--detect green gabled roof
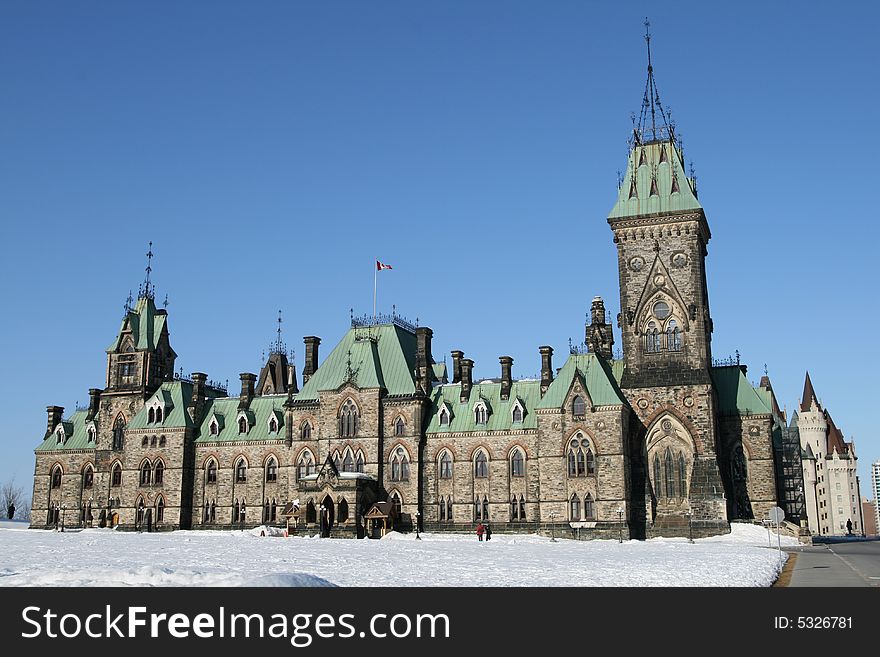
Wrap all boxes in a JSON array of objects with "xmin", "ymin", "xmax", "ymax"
[
  {"xmin": 426, "ymin": 380, "xmax": 541, "ymax": 433},
  {"xmin": 106, "ymin": 295, "xmax": 170, "ymax": 353},
  {"xmin": 195, "ymin": 395, "xmax": 286, "ymax": 443},
  {"xmin": 129, "ymin": 381, "xmax": 192, "ymax": 429},
  {"xmin": 536, "ymin": 353, "xmax": 628, "ymax": 409},
  {"xmin": 608, "ymin": 138, "xmax": 702, "ymax": 220},
  {"xmin": 610, "ymin": 359, "xmax": 625, "ymax": 385},
  {"xmin": 297, "ymin": 323, "xmax": 418, "ymax": 401},
  {"xmin": 35, "ymin": 409, "xmax": 94, "ymax": 451},
  {"xmin": 432, "ymin": 362, "xmax": 448, "ymax": 383},
  {"xmin": 711, "ymin": 366, "xmax": 772, "ymax": 416}
]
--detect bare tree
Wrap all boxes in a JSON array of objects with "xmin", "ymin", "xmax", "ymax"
[{"xmin": 2, "ymin": 478, "xmax": 27, "ymax": 521}]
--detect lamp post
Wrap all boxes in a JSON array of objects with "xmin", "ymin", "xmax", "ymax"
[
  {"xmin": 686, "ymin": 509, "xmax": 694, "ymax": 543},
  {"xmin": 616, "ymin": 507, "xmax": 624, "ymax": 543},
  {"xmin": 549, "ymin": 511, "xmax": 557, "ymax": 542},
  {"xmin": 415, "ymin": 511, "xmax": 421, "ymax": 540}
]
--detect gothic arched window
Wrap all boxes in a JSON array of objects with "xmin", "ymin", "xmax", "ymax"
[
  {"xmin": 572, "ymin": 395, "xmax": 586, "ymax": 416},
  {"xmin": 238, "ymin": 417, "xmax": 248, "ymax": 434},
  {"xmin": 83, "ymin": 465, "xmax": 94, "ymax": 489},
  {"xmin": 51, "ymin": 466, "xmax": 62, "ymax": 489},
  {"xmin": 653, "ymin": 455, "xmax": 662, "ymax": 497},
  {"xmin": 298, "ymin": 452, "xmax": 314, "ymax": 480},
  {"xmin": 567, "ymin": 435, "xmax": 592, "ymax": 477},
  {"xmin": 474, "ymin": 451, "xmax": 488, "ymax": 478},
  {"xmin": 395, "ymin": 417, "xmax": 405, "ymax": 436},
  {"xmin": 156, "ymin": 497, "xmax": 165, "ymax": 522},
  {"xmin": 570, "ymin": 494, "xmax": 581, "ymax": 521},
  {"xmin": 206, "ymin": 460, "xmax": 217, "ymax": 484},
  {"xmin": 585, "ymin": 448, "xmax": 596, "ymax": 475},
  {"xmin": 439, "ymin": 451, "xmax": 453, "ymax": 479},
  {"xmin": 269, "ymin": 416, "xmax": 278, "ymax": 433},
  {"xmin": 111, "ymin": 463, "xmax": 122, "ymax": 487},
  {"xmin": 342, "ymin": 451, "xmax": 354, "ymax": 473},
  {"xmin": 235, "ymin": 458, "xmax": 247, "ymax": 483},
  {"xmin": 390, "ymin": 492, "xmax": 402, "ymax": 518},
  {"xmin": 512, "ymin": 404, "xmax": 523, "ymax": 423},
  {"xmin": 154, "ymin": 460, "xmax": 164, "ymax": 485},
  {"xmin": 140, "ymin": 461, "xmax": 152, "ymax": 486},
  {"xmin": 439, "ymin": 407, "xmax": 450, "ymax": 426},
  {"xmin": 664, "ymin": 447, "xmax": 675, "ymax": 498},
  {"xmin": 112, "ymin": 415, "xmax": 125, "ymax": 450},
  {"xmin": 266, "ymin": 457, "xmax": 277, "ymax": 482},
  {"xmin": 209, "ymin": 419, "xmax": 219, "ymax": 436},
  {"xmin": 678, "ymin": 453, "xmax": 687, "ymax": 498},
  {"xmin": 148, "ymin": 407, "xmax": 155, "ymax": 424},
  {"xmin": 339, "ymin": 400, "xmax": 359, "ymax": 438},
  {"xmin": 301, "ymin": 421, "xmax": 312, "ymax": 440},
  {"xmin": 355, "ymin": 451, "xmax": 365, "ymax": 473},
  {"xmin": 645, "ymin": 321, "xmax": 661, "ymax": 353},
  {"xmin": 391, "ymin": 447, "xmax": 409, "ymax": 481},
  {"xmin": 584, "ymin": 493, "xmax": 595, "ymax": 521},
  {"xmin": 474, "ymin": 404, "xmax": 488, "ymax": 425},
  {"xmin": 667, "ymin": 319, "xmax": 682, "ymax": 352},
  {"xmin": 510, "ymin": 449, "xmax": 524, "ymax": 477}
]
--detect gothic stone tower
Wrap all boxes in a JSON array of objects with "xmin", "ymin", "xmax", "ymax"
[{"xmin": 607, "ymin": 29, "xmax": 726, "ymax": 537}]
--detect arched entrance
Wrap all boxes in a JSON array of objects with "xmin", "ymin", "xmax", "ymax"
[
  {"xmin": 320, "ymin": 495, "xmax": 335, "ymax": 538},
  {"xmin": 110, "ymin": 512, "xmax": 119, "ymax": 528}
]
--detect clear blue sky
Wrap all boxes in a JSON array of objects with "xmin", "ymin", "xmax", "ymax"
[{"xmin": 2, "ymin": 2, "xmax": 878, "ymax": 495}]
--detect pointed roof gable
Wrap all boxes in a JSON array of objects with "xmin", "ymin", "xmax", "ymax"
[
  {"xmin": 106, "ymin": 295, "xmax": 174, "ymax": 356},
  {"xmin": 608, "ymin": 139, "xmax": 702, "ymax": 221},
  {"xmin": 800, "ymin": 371, "xmax": 819, "ymax": 412},
  {"xmin": 710, "ymin": 366, "xmax": 773, "ymax": 416},
  {"xmin": 536, "ymin": 353, "xmax": 628, "ymax": 410},
  {"xmin": 824, "ymin": 411, "xmax": 849, "ymax": 456}
]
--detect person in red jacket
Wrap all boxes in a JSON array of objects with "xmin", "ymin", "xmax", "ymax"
[{"xmin": 476, "ymin": 523, "xmax": 485, "ymax": 541}]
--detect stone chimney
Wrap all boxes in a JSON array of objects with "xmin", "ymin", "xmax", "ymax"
[
  {"xmin": 287, "ymin": 363, "xmax": 299, "ymax": 395},
  {"xmin": 46, "ymin": 406, "xmax": 64, "ymax": 438},
  {"xmin": 190, "ymin": 372, "xmax": 207, "ymax": 423},
  {"xmin": 303, "ymin": 336, "xmax": 321, "ymax": 385},
  {"xmin": 238, "ymin": 372, "xmax": 257, "ymax": 410},
  {"xmin": 86, "ymin": 388, "xmax": 102, "ymax": 421},
  {"xmin": 586, "ymin": 296, "xmax": 615, "ymax": 360},
  {"xmin": 416, "ymin": 327, "xmax": 434, "ymax": 395},
  {"xmin": 539, "ymin": 346, "xmax": 554, "ymax": 396},
  {"xmin": 451, "ymin": 350, "xmax": 464, "ymax": 384},
  {"xmin": 500, "ymin": 356, "xmax": 513, "ymax": 401},
  {"xmin": 460, "ymin": 358, "xmax": 474, "ymax": 403}
]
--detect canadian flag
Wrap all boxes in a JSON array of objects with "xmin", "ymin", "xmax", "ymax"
[{"xmin": 376, "ymin": 260, "xmax": 393, "ymax": 271}]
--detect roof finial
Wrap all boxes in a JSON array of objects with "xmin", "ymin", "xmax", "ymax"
[
  {"xmin": 276, "ymin": 309, "xmax": 284, "ymax": 353},
  {"xmin": 636, "ymin": 18, "xmax": 672, "ymax": 144},
  {"xmin": 163, "ymin": 293, "xmax": 169, "ymax": 309},
  {"xmin": 140, "ymin": 242, "xmax": 155, "ymax": 300}
]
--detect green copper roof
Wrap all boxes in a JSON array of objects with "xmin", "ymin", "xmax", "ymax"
[
  {"xmin": 711, "ymin": 366, "xmax": 772, "ymax": 416},
  {"xmin": 129, "ymin": 381, "xmax": 192, "ymax": 429},
  {"xmin": 35, "ymin": 409, "xmax": 94, "ymax": 452},
  {"xmin": 610, "ymin": 359, "xmax": 625, "ymax": 384},
  {"xmin": 536, "ymin": 353, "xmax": 628, "ymax": 409},
  {"xmin": 195, "ymin": 395, "xmax": 287, "ymax": 443},
  {"xmin": 297, "ymin": 323, "xmax": 418, "ymax": 401},
  {"xmin": 426, "ymin": 380, "xmax": 541, "ymax": 433},
  {"xmin": 106, "ymin": 295, "xmax": 170, "ymax": 353},
  {"xmin": 608, "ymin": 139, "xmax": 702, "ymax": 220}
]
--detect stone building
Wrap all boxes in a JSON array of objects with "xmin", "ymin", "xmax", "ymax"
[
  {"xmin": 797, "ymin": 373, "xmax": 864, "ymax": 536},
  {"xmin": 30, "ymin": 39, "xmax": 783, "ymax": 539}
]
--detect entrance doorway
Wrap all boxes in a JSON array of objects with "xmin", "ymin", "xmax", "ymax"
[{"xmin": 320, "ymin": 496, "xmax": 335, "ymax": 537}]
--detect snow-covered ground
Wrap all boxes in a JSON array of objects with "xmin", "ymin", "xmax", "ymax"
[{"xmin": 0, "ymin": 520, "xmax": 797, "ymax": 587}]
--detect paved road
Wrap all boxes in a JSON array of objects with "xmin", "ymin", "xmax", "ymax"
[{"xmin": 784, "ymin": 540, "xmax": 880, "ymax": 587}]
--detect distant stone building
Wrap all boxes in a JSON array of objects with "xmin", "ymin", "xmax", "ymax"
[
  {"xmin": 797, "ymin": 374, "xmax": 864, "ymax": 536},
  {"xmin": 30, "ymin": 37, "xmax": 783, "ymax": 539}
]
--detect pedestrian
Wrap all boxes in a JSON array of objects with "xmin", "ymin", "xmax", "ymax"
[
  {"xmin": 476, "ymin": 522, "xmax": 485, "ymax": 541},
  {"xmin": 7, "ymin": 503, "xmax": 14, "ymax": 520},
  {"xmin": 846, "ymin": 519, "xmax": 853, "ymax": 536},
  {"xmin": 485, "ymin": 524, "xmax": 492, "ymax": 541}
]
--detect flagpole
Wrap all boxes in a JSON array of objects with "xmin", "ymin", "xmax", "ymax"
[{"xmin": 373, "ymin": 259, "xmax": 377, "ymax": 320}]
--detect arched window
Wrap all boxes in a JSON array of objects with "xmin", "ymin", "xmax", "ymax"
[
  {"xmin": 667, "ymin": 319, "xmax": 682, "ymax": 352},
  {"xmin": 519, "ymin": 495, "xmax": 525, "ymax": 521},
  {"xmin": 391, "ymin": 447, "xmax": 409, "ymax": 481},
  {"xmin": 572, "ymin": 395, "xmax": 586, "ymax": 416},
  {"xmin": 87, "ymin": 426, "xmax": 96, "ymax": 443},
  {"xmin": 238, "ymin": 417, "xmax": 248, "ymax": 434},
  {"xmin": 269, "ymin": 416, "xmax": 278, "ymax": 433},
  {"xmin": 339, "ymin": 400, "xmax": 359, "ymax": 437},
  {"xmin": 653, "ymin": 455, "xmax": 662, "ymax": 496},
  {"xmin": 156, "ymin": 497, "xmax": 165, "ymax": 522},
  {"xmin": 235, "ymin": 458, "xmax": 247, "ymax": 483},
  {"xmin": 474, "ymin": 451, "xmax": 488, "ymax": 478},
  {"xmin": 664, "ymin": 447, "xmax": 675, "ymax": 498},
  {"xmin": 390, "ymin": 492, "xmax": 402, "ymax": 518},
  {"xmin": 342, "ymin": 451, "xmax": 354, "ymax": 473},
  {"xmin": 240, "ymin": 500, "xmax": 247, "ymax": 523},
  {"xmin": 355, "ymin": 451, "xmax": 365, "ymax": 473},
  {"xmin": 111, "ymin": 463, "xmax": 122, "ymax": 487},
  {"xmin": 263, "ymin": 499, "xmax": 270, "ymax": 522},
  {"xmin": 305, "ymin": 500, "xmax": 317, "ymax": 524},
  {"xmin": 394, "ymin": 417, "xmax": 405, "ymax": 436},
  {"xmin": 585, "ymin": 448, "xmax": 596, "ymax": 475},
  {"xmin": 112, "ymin": 415, "xmax": 125, "ymax": 450},
  {"xmin": 83, "ymin": 465, "xmax": 94, "ymax": 489},
  {"xmin": 150, "ymin": 435, "xmax": 157, "ymax": 447},
  {"xmin": 645, "ymin": 321, "xmax": 661, "ymax": 353},
  {"xmin": 482, "ymin": 495, "xmax": 489, "ymax": 520},
  {"xmin": 142, "ymin": 436, "xmax": 149, "ymax": 447},
  {"xmin": 206, "ymin": 460, "xmax": 217, "ymax": 484},
  {"xmin": 570, "ymin": 494, "xmax": 581, "ymax": 521},
  {"xmin": 474, "ymin": 498, "xmax": 482, "ymax": 521},
  {"xmin": 301, "ymin": 422, "xmax": 312, "ymax": 440},
  {"xmin": 439, "ymin": 496, "xmax": 448, "ymax": 522},
  {"xmin": 332, "ymin": 451, "xmax": 341, "ymax": 471},
  {"xmin": 56, "ymin": 429, "xmax": 63, "ymax": 445},
  {"xmin": 439, "ymin": 451, "xmax": 453, "ymax": 479},
  {"xmin": 474, "ymin": 404, "xmax": 488, "ymax": 425},
  {"xmin": 510, "ymin": 496, "xmax": 519, "ymax": 521},
  {"xmin": 678, "ymin": 454, "xmax": 688, "ymax": 497},
  {"xmin": 140, "ymin": 461, "xmax": 152, "ymax": 486},
  {"xmin": 209, "ymin": 419, "xmax": 219, "ymax": 436},
  {"xmin": 510, "ymin": 449, "xmax": 524, "ymax": 477},
  {"xmin": 154, "ymin": 461, "xmax": 164, "ymax": 485},
  {"xmin": 270, "ymin": 499, "xmax": 277, "ymax": 522},
  {"xmin": 156, "ymin": 407, "xmax": 163, "ymax": 423},
  {"xmin": 148, "ymin": 408, "xmax": 155, "ymax": 423},
  {"xmin": 512, "ymin": 404, "xmax": 523, "ymax": 423},
  {"xmin": 298, "ymin": 452, "xmax": 314, "ymax": 480},
  {"xmin": 266, "ymin": 457, "xmax": 277, "ymax": 482},
  {"xmin": 584, "ymin": 493, "xmax": 595, "ymax": 521},
  {"xmin": 447, "ymin": 496, "xmax": 453, "ymax": 522},
  {"xmin": 439, "ymin": 407, "xmax": 450, "ymax": 426},
  {"xmin": 338, "ymin": 498, "xmax": 349, "ymax": 524},
  {"xmin": 51, "ymin": 466, "xmax": 62, "ymax": 489},
  {"xmin": 159, "ymin": 435, "xmax": 166, "ymax": 447}
]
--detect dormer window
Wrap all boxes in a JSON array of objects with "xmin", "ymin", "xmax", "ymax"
[
  {"xmin": 87, "ymin": 426, "xmax": 96, "ymax": 443},
  {"xmin": 439, "ymin": 407, "xmax": 450, "ymax": 426},
  {"xmin": 148, "ymin": 408, "xmax": 155, "ymax": 423},
  {"xmin": 268, "ymin": 415, "xmax": 279, "ymax": 434},
  {"xmin": 474, "ymin": 402, "xmax": 488, "ymax": 425},
  {"xmin": 155, "ymin": 406, "xmax": 163, "ymax": 423},
  {"xmin": 56, "ymin": 429, "xmax": 64, "ymax": 445},
  {"xmin": 209, "ymin": 419, "xmax": 219, "ymax": 436},
  {"xmin": 238, "ymin": 416, "xmax": 248, "ymax": 434},
  {"xmin": 511, "ymin": 399, "xmax": 525, "ymax": 423}
]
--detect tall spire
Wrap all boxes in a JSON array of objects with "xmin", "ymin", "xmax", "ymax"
[
  {"xmin": 800, "ymin": 371, "xmax": 819, "ymax": 412},
  {"xmin": 273, "ymin": 309, "xmax": 285, "ymax": 355},
  {"xmin": 636, "ymin": 18, "xmax": 674, "ymax": 145},
  {"xmin": 140, "ymin": 241, "xmax": 155, "ymax": 300}
]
